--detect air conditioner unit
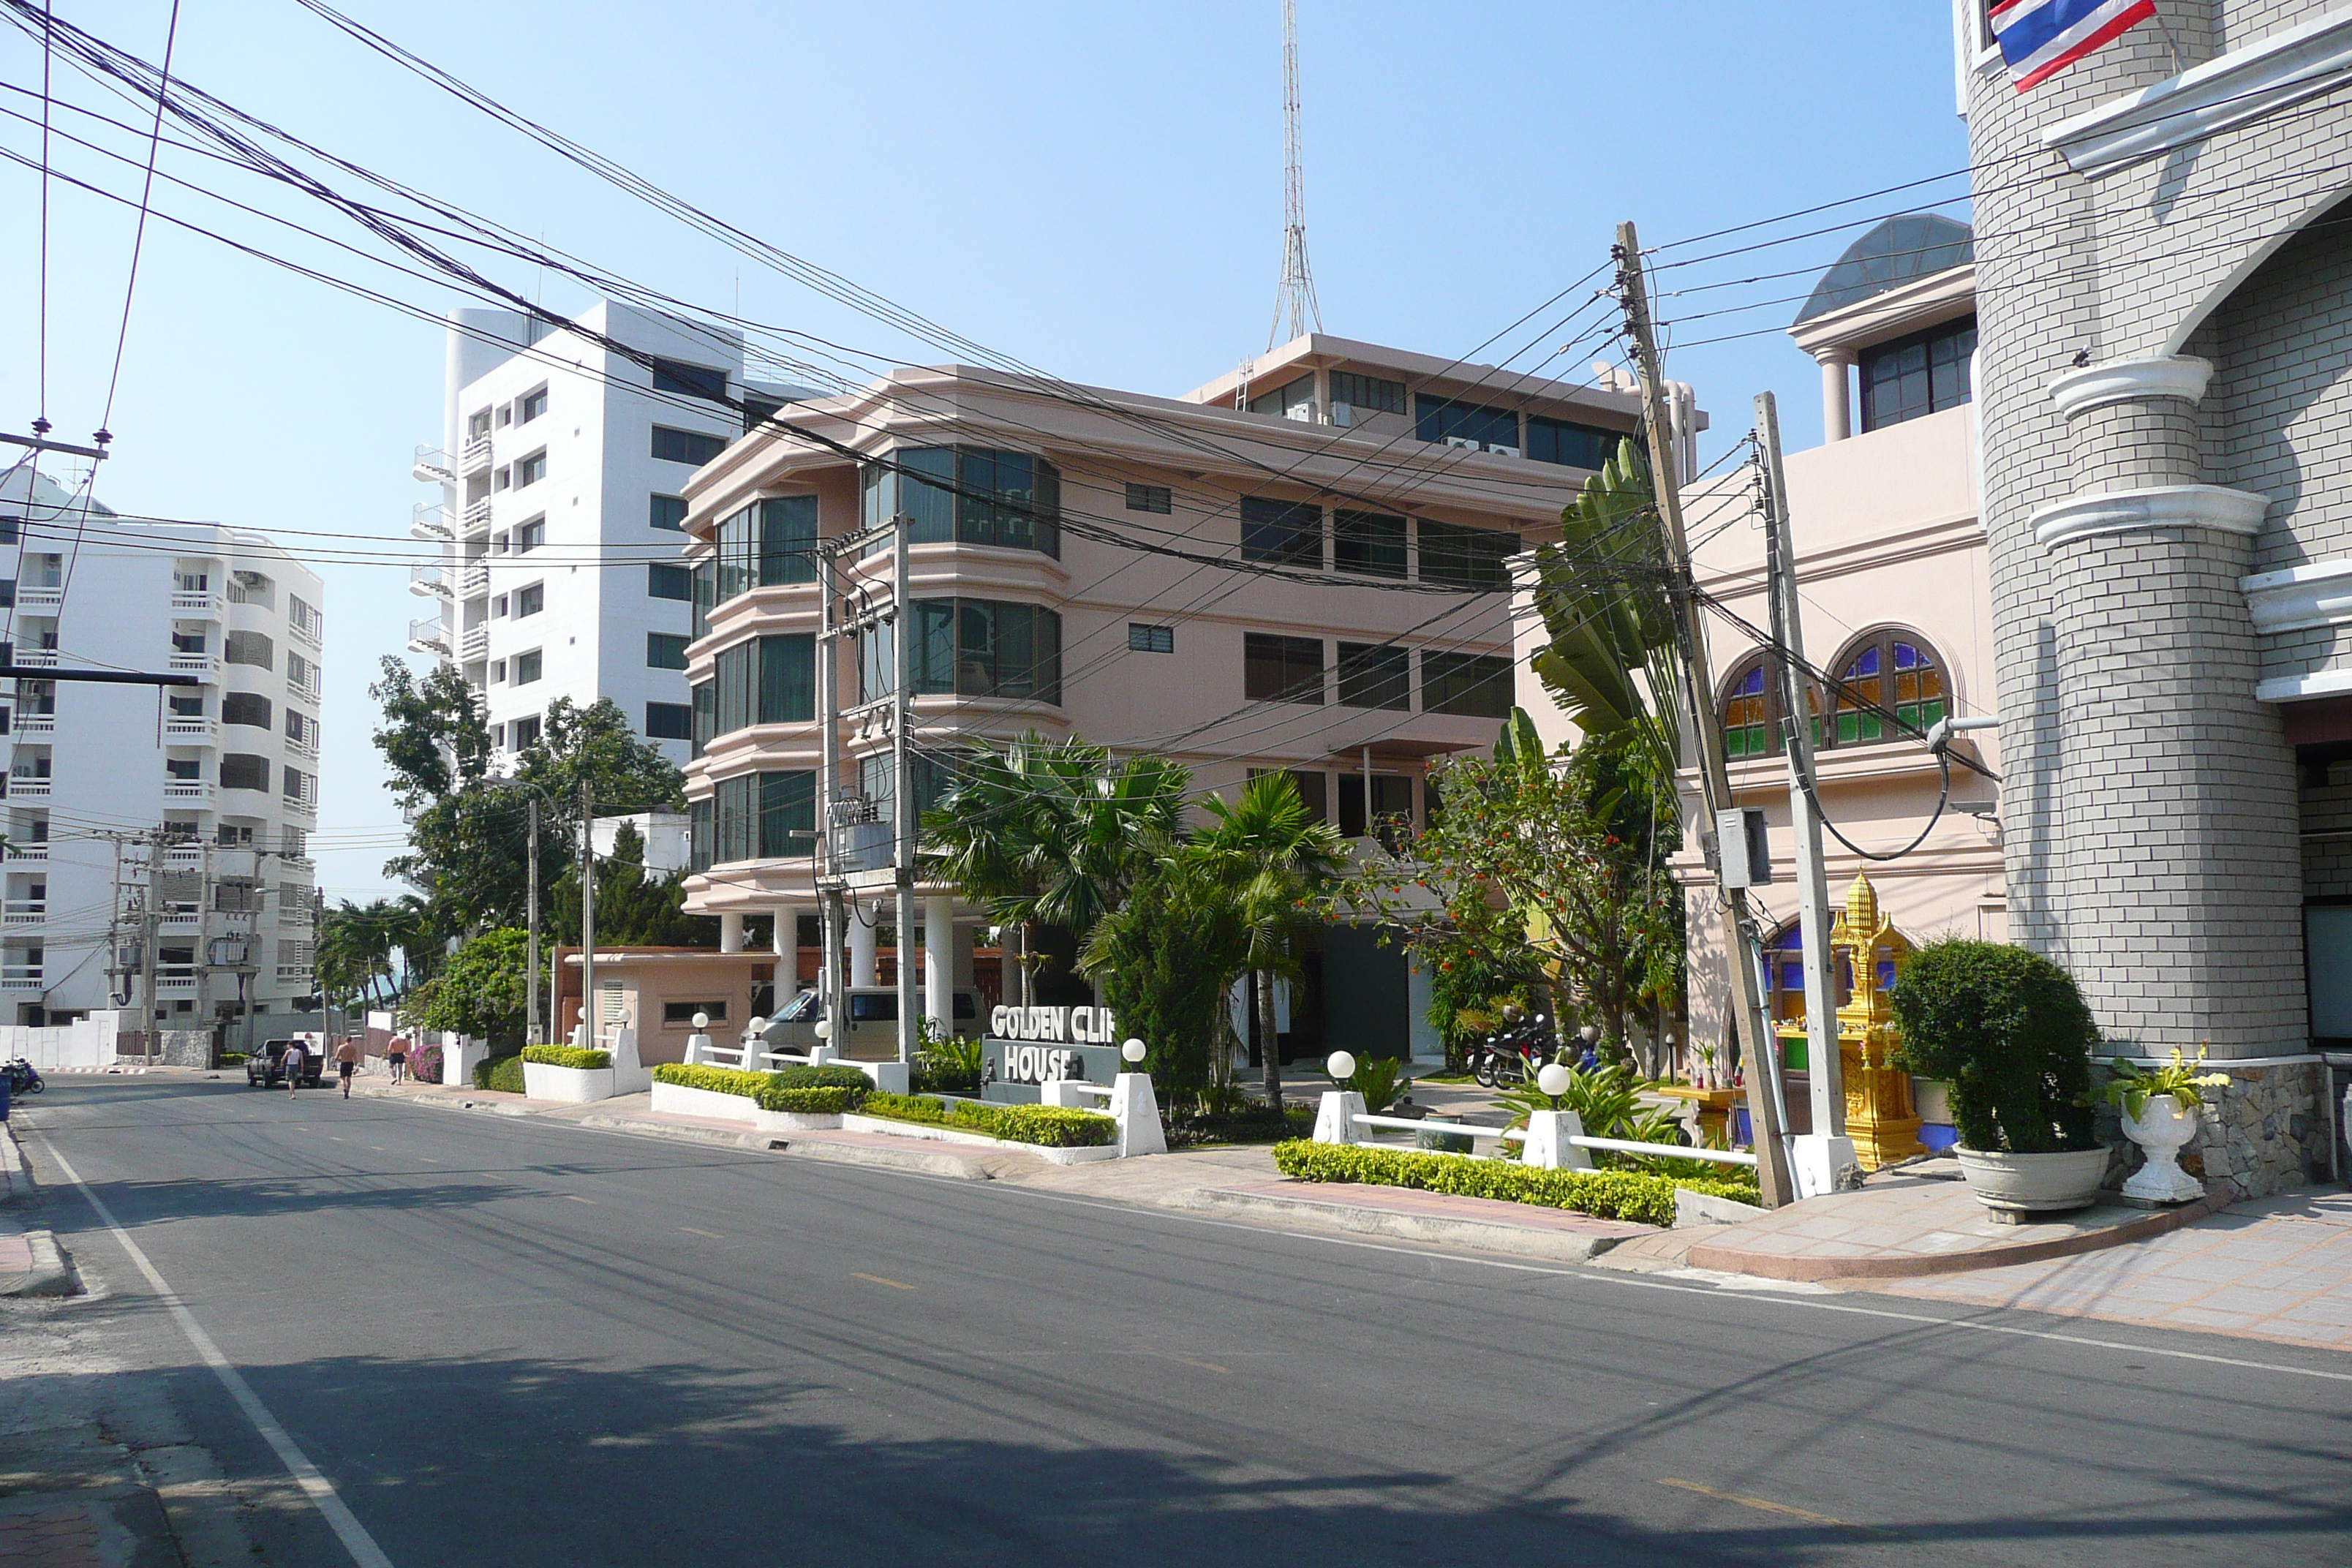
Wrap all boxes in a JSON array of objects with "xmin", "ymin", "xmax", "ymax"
[
  {"xmin": 1286, "ymin": 403, "xmax": 1316, "ymax": 422},
  {"xmin": 1444, "ymin": 436, "xmax": 1480, "ymax": 451},
  {"xmin": 1330, "ymin": 403, "xmax": 1353, "ymax": 428},
  {"xmin": 1487, "ymin": 444, "xmax": 1522, "ymax": 459}
]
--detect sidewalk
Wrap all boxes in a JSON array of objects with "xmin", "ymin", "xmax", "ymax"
[{"xmin": 0, "ymin": 1126, "xmax": 70, "ymax": 1298}]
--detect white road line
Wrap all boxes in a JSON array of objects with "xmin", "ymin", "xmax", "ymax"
[{"xmin": 29, "ymin": 1129, "xmax": 398, "ymax": 1568}]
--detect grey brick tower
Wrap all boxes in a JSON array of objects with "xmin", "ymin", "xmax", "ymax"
[{"xmin": 1961, "ymin": 1, "xmax": 2352, "ymax": 1193}]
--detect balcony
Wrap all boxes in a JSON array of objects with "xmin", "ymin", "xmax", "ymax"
[
  {"xmin": 3, "ymin": 843, "xmax": 43, "ymax": 862},
  {"xmin": 15, "ymin": 585, "xmax": 61, "ymax": 612},
  {"xmin": 410, "ymin": 502, "xmax": 453, "ymax": 543},
  {"xmin": 460, "ymin": 624, "xmax": 489, "ymax": 660},
  {"xmin": 167, "ymin": 653, "xmax": 219, "ymax": 679},
  {"xmin": 6, "ymin": 777, "xmax": 49, "ymax": 800},
  {"xmin": 459, "ymin": 433, "xmax": 494, "ymax": 474},
  {"xmin": 3, "ymin": 900, "xmax": 42, "ymax": 926},
  {"xmin": 154, "ymin": 969, "xmax": 197, "ymax": 995},
  {"xmin": 287, "ymin": 673, "xmax": 321, "ymax": 704},
  {"xmin": 0, "ymin": 965, "xmax": 42, "ymax": 991},
  {"xmin": 163, "ymin": 845, "xmax": 203, "ymax": 867},
  {"xmin": 279, "ymin": 904, "xmax": 309, "ymax": 928},
  {"xmin": 163, "ymin": 717, "xmax": 217, "ymax": 743},
  {"xmin": 283, "ymin": 792, "xmax": 318, "ymax": 821},
  {"xmin": 170, "ymin": 589, "xmax": 222, "ymax": 615},
  {"xmin": 412, "ymin": 444, "xmax": 455, "ymax": 484},
  {"xmin": 10, "ymin": 649, "xmax": 56, "ymax": 670},
  {"xmin": 164, "ymin": 780, "xmax": 215, "ymax": 805},
  {"xmin": 288, "ymin": 611, "xmax": 323, "ymax": 649},
  {"xmin": 409, "ymin": 564, "xmax": 453, "ymax": 601},
  {"xmin": 287, "ymin": 734, "xmax": 319, "ymax": 761},
  {"xmin": 12, "ymin": 715, "xmax": 54, "ymax": 736},
  {"xmin": 407, "ymin": 617, "xmax": 452, "ymax": 657},
  {"xmin": 276, "ymin": 965, "xmax": 312, "ymax": 984},
  {"xmin": 159, "ymin": 909, "xmax": 203, "ymax": 934},
  {"xmin": 461, "ymin": 497, "xmax": 492, "ymax": 534}
]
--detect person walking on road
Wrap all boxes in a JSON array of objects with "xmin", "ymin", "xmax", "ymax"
[
  {"xmin": 388, "ymin": 1036, "xmax": 408, "ymax": 1085},
  {"xmin": 335, "ymin": 1039, "xmax": 360, "ymax": 1099},
  {"xmin": 282, "ymin": 1040, "xmax": 305, "ymax": 1098}
]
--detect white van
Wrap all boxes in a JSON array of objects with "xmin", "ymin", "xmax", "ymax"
[{"xmin": 761, "ymin": 987, "xmax": 980, "ymax": 1061}]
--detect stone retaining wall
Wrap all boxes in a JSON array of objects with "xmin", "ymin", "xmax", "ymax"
[{"xmin": 2091, "ymin": 1060, "xmax": 2326, "ymax": 1202}]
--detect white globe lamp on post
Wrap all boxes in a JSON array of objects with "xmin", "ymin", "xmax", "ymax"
[
  {"xmin": 1537, "ymin": 1061, "xmax": 1570, "ymax": 1108},
  {"xmin": 685, "ymin": 1011, "xmax": 712, "ymax": 1066},
  {"xmin": 1325, "ymin": 1050, "xmax": 1357, "ymax": 1084},
  {"xmin": 1122, "ymin": 1039, "xmax": 1147, "ymax": 1066}
]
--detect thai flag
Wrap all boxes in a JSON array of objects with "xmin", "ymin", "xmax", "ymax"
[{"xmin": 1989, "ymin": 0, "xmax": 2157, "ymax": 92}]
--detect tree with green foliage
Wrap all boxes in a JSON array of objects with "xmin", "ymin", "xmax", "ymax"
[
  {"xmin": 1077, "ymin": 851, "xmax": 1249, "ymax": 1107},
  {"xmin": 315, "ymin": 897, "xmax": 424, "ymax": 1009},
  {"xmin": 550, "ymin": 821, "xmax": 717, "ymax": 947},
  {"xmin": 411, "ymin": 927, "xmax": 532, "ymax": 1050},
  {"xmin": 1188, "ymin": 772, "xmax": 1348, "ymax": 1111},
  {"xmin": 1889, "ymin": 939, "xmax": 2099, "ymax": 1154}
]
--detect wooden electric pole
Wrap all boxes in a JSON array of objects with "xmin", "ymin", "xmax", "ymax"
[{"xmin": 1615, "ymin": 220, "xmax": 1793, "ymax": 1207}]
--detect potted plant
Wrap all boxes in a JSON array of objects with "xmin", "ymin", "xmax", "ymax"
[
  {"xmin": 1888, "ymin": 940, "xmax": 2108, "ymax": 1215},
  {"xmin": 2080, "ymin": 1047, "xmax": 2230, "ymax": 1205}
]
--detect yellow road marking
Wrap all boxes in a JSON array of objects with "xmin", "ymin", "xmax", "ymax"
[
  {"xmin": 852, "ymin": 1273, "xmax": 913, "ymax": 1290},
  {"xmin": 1658, "ymin": 1479, "xmax": 1887, "ymax": 1534},
  {"xmin": 679, "ymin": 1226, "xmax": 723, "ymax": 1240}
]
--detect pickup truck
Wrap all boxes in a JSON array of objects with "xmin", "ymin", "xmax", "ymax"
[
  {"xmin": 246, "ymin": 1037, "xmax": 325, "ymax": 1088},
  {"xmin": 758, "ymin": 987, "xmax": 979, "ymax": 1060}
]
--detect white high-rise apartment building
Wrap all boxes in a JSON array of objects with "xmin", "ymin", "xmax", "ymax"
[
  {"xmin": 0, "ymin": 469, "xmax": 325, "ymax": 1030},
  {"xmin": 409, "ymin": 301, "xmax": 808, "ymax": 763}
]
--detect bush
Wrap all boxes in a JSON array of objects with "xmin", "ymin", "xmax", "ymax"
[
  {"xmin": 1164, "ymin": 1101, "xmax": 1316, "ymax": 1149},
  {"xmin": 755, "ymin": 1085, "xmax": 864, "ymax": 1115},
  {"xmin": 769, "ymin": 1064, "xmax": 870, "ymax": 1091},
  {"xmin": 1888, "ymin": 938, "xmax": 2099, "ymax": 1154},
  {"xmin": 522, "ymin": 1045, "xmax": 611, "ymax": 1070},
  {"xmin": 1268, "ymin": 1139, "xmax": 1758, "ymax": 1226},
  {"xmin": 859, "ymin": 1092, "xmax": 1117, "ymax": 1148},
  {"xmin": 652, "ymin": 1063, "xmax": 769, "ymax": 1098},
  {"xmin": 474, "ymin": 1053, "xmax": 526, "ymax": 1093},
  {"xmin": 411, "ymin": 1044, "xmax": 443, "ymax": 1084}
]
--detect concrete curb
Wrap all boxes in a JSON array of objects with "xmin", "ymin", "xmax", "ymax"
[
  {"xmin": 1684, "ymin": 1195, "xmax": 2224, "ymax": 1282},
  {"xmin": 2, "ymin": 1229, "xmax": 75, "ymax": 1296},
  {"xmin": 769, "ymin": 1136, "xmax": 996, "ymax": 1183},
  {"xmin": 1178, "ymin": 1186, "xmax": 1635, "ymax": 1264},
  {"xmin": 0, "ymin": 1123, "xmax": 31, "ymax": 1205}
]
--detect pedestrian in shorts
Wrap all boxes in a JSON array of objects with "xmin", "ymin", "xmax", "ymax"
[
  {"xmin": 388, "ymin": 1038, "xmax": 408, "ymax": 1085},
  {"xmin": 282, "ymin": 1041, "xmax": 305, "ymax": 1098}
]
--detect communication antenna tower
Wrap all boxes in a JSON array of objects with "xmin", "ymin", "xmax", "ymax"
[{"xmin": 1269, "ymin": 0, "xmax": 1324, "ymax": 349}]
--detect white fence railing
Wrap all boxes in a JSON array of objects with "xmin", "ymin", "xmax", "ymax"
[{"xmin": 1313, "ymin": 1092, "xmax": 1758, "ymax": 1172}]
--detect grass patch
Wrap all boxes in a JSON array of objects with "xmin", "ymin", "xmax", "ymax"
[{"xmin": 1269, "ymin": 1139, "xmax": 1759, "ymax": 1227}]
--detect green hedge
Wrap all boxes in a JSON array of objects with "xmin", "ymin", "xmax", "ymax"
[
  {"xmin": 521, "ymin": 1045, "xmax": 611, "ymax": 1070},
  {"xmin": 756, "ymin": 1085, "xmax": 864, "ymax": 1115},
  {"xmin": 769, "ymin": 1064, "xmax": 870, "ymax": 1091},
  {"xmin": 860, "ymin": 1093, "xmax": 1117, "ymax": 1148},
  {"xmin": 475, "ymin": 1054, "xmax": 526, "ymax": 1094},
  {"xmin": 652, "ymin": 1063, "xmax": 769, "ymax": 1098},
  {"xmin": 1268, "ymin": 1140, "xmax": 1759, "ymax": 1227}
]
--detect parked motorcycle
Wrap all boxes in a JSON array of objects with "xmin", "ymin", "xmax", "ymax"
[
  {"xmin": 1469, "ymin": 1007, "xmax": 1559, "ymax": 1088},
  {"xmin": 3, "ymin": 1058, "xmax": 42, "ymax": 1095}
]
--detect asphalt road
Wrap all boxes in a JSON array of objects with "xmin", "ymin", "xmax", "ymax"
[{"xmin": 15, "ymin": 1077, "xmax": 2352, "ymax": 1567}]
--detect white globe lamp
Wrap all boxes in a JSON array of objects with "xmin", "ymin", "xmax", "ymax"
[
  {"xmin": 1537, "ymin": 1063, "xmax": 1570, "ymax": 1101},
  {"xmin": 1326, "ymin": 1050, "xmax": 1357, "ymax": 1082},
  {"xmin": 1121, "ymin": 1039, "xmax": 1146, "ymax": 1065},
  {"xmin": 813, "ymin": 1019, "xmax": 832, "ymax": 1041},
  {"xmin": 691, "ymin": 1011, "xmax": 709, "ymax": 1030}
]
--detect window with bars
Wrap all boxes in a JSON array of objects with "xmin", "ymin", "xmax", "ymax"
[
  {"xmin": 1860, "ymin": 315, "xmax": 1976, "ymax": 431},
  {"xmin": 1329, "ymin": 371, "xmax": 1406, "ymax": 415},
  {"xmin": 1125, "ymin": 483, "xmax": 1172, "ymax": 513}
]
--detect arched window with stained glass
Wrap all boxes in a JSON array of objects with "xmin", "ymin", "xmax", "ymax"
[
  {"xmin": 1720, "ymin": 653, "xmax": 1823, "ymax": 760},
  {"xmin": 1825, "ymin": 630, "xmax": 1948, "ymax": 749}
]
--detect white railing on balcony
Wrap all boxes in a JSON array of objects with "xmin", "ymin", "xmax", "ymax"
[
  {"xmin": 154, "ymin": 969, "xmax": 197, "ymax": 994},
  {"xmin": 6, "ymin": 777, "xmax": 49, "ymax": 800},
  {"xmin": 459, "ymin": 434, "xmax": 493, "ymax": 472},
  {"xmin": 287, "ymin": 734, "xmax": 319, "ymax": 761},
  {"xmin": 12, "ymin": 715, "xmax": 54, "ymax": 736},
  {"xmin": 460, "ymin": 625, "xmax": 489, "ymax": 660},
  {"xmin": 458, "ymin": 562, "xmax": 490, "ymax": 598},
  {"xmin": 163, "ymin": 717, "xmax": 216, "ymax": 742},
  {"xmin": 15, "ymin": 586, "xmax": 61, "ymax": 611},
  {"xmin": 4, "ymin": 842, "xmax": 45, "ymax": 862},
  {"xmin": 407, "ymin": 617, "xmax": 452, "ymax": 657},
  {"xmin": 163, "ymin": 845, "xmax": 203, "ymax": 866},
  {"xmin": 169, "ymin": 589, "xmax": 222, "ymax": 615},
  {"xmin": 412, "ymin": 444, "xmax": 455, "ymax": 483},
  {"xmin": 167, "ymin": 653, "xmax": 218, "ymax": 677},
  {"xmin": 3, "ymin": 900, "xmax": 43, "ymax": 925},
  {"xmin": 163, "ymin": 780, "xmax": 214, "ymax": 804},
  {"xmin": 287, "ymin": 673, "xmax": 321, "ymax": 704},
  {"xmin": 159, "ymin": 909, "xmax": 202, "ymax": 932},
  {"xmin": 410, "ymin": 502, "xmax": 453, "ymax": 543},
  {"xmin": 408, "ymin": 563, "xmax": 453, "ymax": 600},
  {"xmin": 461, "ymin": 497, "xmax": 492, "ymax": 532},
  {"xmin": 0, "ymin": 965, "xmax": 42, "ymax": 990},
  {"xmin": 10, "ymin": 649, "xmax": 56, "ymax": 669}
]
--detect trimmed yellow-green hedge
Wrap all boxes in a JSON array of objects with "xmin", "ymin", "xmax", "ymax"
[
  {"xmin": 522, "ymin": 1045, "xmax": 611, "ymax": 1070},
  {"xmin": 861, "ymin": 1092, "xmax": 1116, "ymax": 1148},
  {"xmin": 652, "ymin": 1063, "xmax": 768, "ymax": 1098},
  {"xmin": 758, "ymin": 1085, "xmax": 863, "ymax": 1115},
  {"xmin": 1269, "ymin": 1140, "xmax": 1758, "ymax": 1227}
]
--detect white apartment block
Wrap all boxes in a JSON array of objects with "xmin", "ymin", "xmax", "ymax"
[
  {"xmin": 409, "ymin": 301, "xmax": 810, "ymax": 764},
  {"xmin": 0, "ymin": 469, "xmax": 324, "ymax": 1029}
]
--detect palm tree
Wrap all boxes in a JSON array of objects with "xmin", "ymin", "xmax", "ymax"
[{"xmin": 1188, "ymin": 773, "xmax": 1347, "ymax": 1110}]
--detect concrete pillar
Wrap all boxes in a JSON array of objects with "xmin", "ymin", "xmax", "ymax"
[
  {"xmin": 923, "ymin": 895, "xmax": 953, "ymax": 1031},
  {"xmin": 719, "ymin": 912, "xmax": 743, "ymax": 954},
  {"xmin": 773, "ymin": 906, "xmax": 798, "ymax": 1005},
  {"xmin": 848, "ymin": 908, "xmax": 877, "ymax": 989},
  {"xmin": 1815, "ymin": 349, "xmax": 1855, "ymax": 443}
]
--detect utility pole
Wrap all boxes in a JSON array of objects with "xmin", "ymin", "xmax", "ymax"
[
  {"xmin": 1616, "ymin": 221, "xmax": 1793, "ymax": 1207},
  {"xmin": 526, "ymin": 795, "xmax": 541, "ymax": 1045},
  {"xmin": 816, "ymin": 540, "xmax": 845, "ymax": 1036},
  {"xmin": 892, "ymin": 514, "xmax": 918, "ymax": 1065},
  {"xmin": 1757, "ymin": 391, "xmax": 1846, "ymax": 1150},
  {"xmin": 578, "ymin": 781, "xmax": 596, "ymax": 1049},
  {"xmin": 140, "ymin": 831, "xmax": 165, "ymax": 1063}
]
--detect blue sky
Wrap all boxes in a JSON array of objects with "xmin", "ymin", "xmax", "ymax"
[{"xmin": 0, "ymin": 1, "xmax": 1971, "ymax": 902}]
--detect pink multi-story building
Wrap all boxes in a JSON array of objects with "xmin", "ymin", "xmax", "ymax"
[{"xmin": 674, "ymin": 333, "xmax": 1673, "ymax": 1065}]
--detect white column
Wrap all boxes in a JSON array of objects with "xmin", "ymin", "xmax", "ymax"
[
  {"xmin": 1816, "ymin": 349, "xmax": 1855, "ymax": 443},
  {"xmin": 719, "ymin": 912, "xmax": 744, "ymax": 954},
  {"xmin": 848, "ymin": 909, "xmax": 877, "ymax": 989},
  {"xmin": 924, "ymin": 895, "xmax": 953, "ymax": 1030},
  {"xmin": 1406, "ymin": 955, "xmax": 1443, "ymax": 1064},
  {"xmin": 773, "ymin": 907, "xmax": 798, "ymax": 1003}
]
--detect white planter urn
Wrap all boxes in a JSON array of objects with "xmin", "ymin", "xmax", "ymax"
[
  {"xmin": 1953, "ymin": 1146, "xmax": 2109, "ymax": 1215},
  {"xmin": 2120, "ymin": 1093, "xmax": 2206, "ymax": 1205}
]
